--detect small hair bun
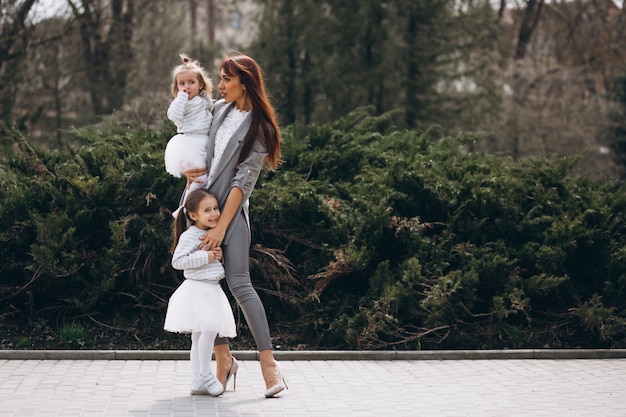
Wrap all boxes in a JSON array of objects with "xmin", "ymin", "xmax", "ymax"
[{"xmin": 180, "ymin": 54, "xmax": 190, "ymax": 64}]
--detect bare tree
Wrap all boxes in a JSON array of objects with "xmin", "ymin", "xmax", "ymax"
[
  {"xmin": 489, "ymin": 0, "xmax": 625, "ymax": 178},
  {"xmin": 189, "ymin": 0, "xmax": 197, "ymax": 33},
  {"xmin": 21, "ymin": 17, "xmax": 70, "ymax": 142},
  {"xmin": 515, "ymin": 0, "xmax": 545, "ymax": 60},
  {"xmin": 0, "ymin": 0, "xmax": 37, "ymax": 125},
  {"xmin": 207, "ymin": 0, "xmax": 215, "ymax": 45},
  {"xmin": 66, "ymin": 0, "xmax": 134, "ymax": 115}
]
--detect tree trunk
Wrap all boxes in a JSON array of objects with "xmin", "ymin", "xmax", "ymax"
[
  {"xmin": 68, "ymin": 0, "xmax": 134, "ymax": 115},
  {"xmin": 0, "ymin": 0, "xmax": 37, "ymax": 123},
  {"xmin": 107, "ymin": 0, "xmax": 134, "ymax": 111},
  {"xmin": 515, "ymin": 0, "xmax": 545, "ymax": 60},
  {"xmin": 189, "ymin": 0, "xmax": 197, "ymax": 40},
  {"xmin": 207, "ymin": 0, "xmax": 215, "ymax": 45}
]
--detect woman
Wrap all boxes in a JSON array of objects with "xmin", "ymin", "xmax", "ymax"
[{"xmin": 182, "ymin": 52, "xmax": 285, "ymax": 398}]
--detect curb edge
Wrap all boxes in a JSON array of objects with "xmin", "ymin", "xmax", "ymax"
[{"xmin": 1, "ymin": 349, "xmax": 626, "ymax": 360}]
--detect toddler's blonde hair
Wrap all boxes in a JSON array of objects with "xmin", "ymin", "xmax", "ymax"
[{"xmin": 170, "ymin": 54, "xmax": 213, "ymax": 98}]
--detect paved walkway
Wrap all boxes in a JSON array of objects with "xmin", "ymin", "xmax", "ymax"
[{"xmin": 1, "ymin": 350, "xmax": 625, "ymax": 416}]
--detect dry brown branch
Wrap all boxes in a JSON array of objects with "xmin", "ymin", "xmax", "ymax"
[
  {"xmin": 306, "ymin": 249, "xmax": 352, "ymax": 302},
  {"xmin": 251, "ymin": 244, "xmax": 297, "ymax": 281},
  {"xmin": 86, "ymin": 314, "xmax": 135, "ymax": 332},
  {"xmin": 357, "ymin": 324, "xmax": 451, "ymax": 350},
  {"xmin": 256, "ymin": 287, "xmax": 303, "ymax": 304},
  {"xmin": 13, "ymin": 132, "xmax": 54, "ymax": 179}
]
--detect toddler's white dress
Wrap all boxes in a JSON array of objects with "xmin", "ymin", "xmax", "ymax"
[
  {"xmin": 164, "ymin": 226, "xmax": 236, "ymax": 336},
  {"xmin": 164, "ymin": 90, "xmax": 213, "ymax": 178}
]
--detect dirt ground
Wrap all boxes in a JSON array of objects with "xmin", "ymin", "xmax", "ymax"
[{"xmin": 0, "ymin": 311, "xmax": 262, "ymax": 351}]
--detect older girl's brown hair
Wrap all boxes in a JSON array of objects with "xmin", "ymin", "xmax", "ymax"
[
  {"xmin": 172, "ymin": 189, "xmax": 218, "ymax": 252},
  {"xmin": 220, "ymin": 53, "xmax": 281, "ymax": 169}
]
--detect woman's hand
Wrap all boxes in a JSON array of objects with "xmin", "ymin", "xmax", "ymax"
[
  {"xmin": 198, "ymin": 187, "xmax": 243, "ymax": 250},
  {"xmin": 199, "ymin": 225, "xmax": 226, "ymax": 251},
  {"xmin": 182, "ymin": 167, "xmax": 207, "ymax": 189}
]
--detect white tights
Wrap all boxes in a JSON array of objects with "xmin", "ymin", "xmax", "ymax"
[{"xmin": 190, "ymin": 330, "xmax": 217, "ymax": 382}]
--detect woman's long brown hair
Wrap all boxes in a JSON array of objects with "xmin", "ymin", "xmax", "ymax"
[{"xmin": 220, "ymin": 53, "xmax": 281, "ymax": 169}]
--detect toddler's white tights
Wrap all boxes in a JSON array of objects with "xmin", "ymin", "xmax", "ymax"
[{"xmin": 190, "ymin": 330, "xmax": 217, "ymax": 383}]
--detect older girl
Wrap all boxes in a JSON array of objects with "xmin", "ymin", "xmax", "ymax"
[{"xmin": 164, "ymin": 189, "xmax": 236, "ymax": 397}]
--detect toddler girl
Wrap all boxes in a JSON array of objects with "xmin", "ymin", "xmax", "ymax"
[{"xmin": 164, "ymin": 55, "xmax": 213, "ymax": 218}]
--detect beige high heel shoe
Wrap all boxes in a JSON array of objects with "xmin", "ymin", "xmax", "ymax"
[
  {"xmin": 223, "ymin": 357, "xmax": 239, "ymax": 390},
  {"xmin": 264, "ymin": 363, "xmax": 288, "ymax": 398}
]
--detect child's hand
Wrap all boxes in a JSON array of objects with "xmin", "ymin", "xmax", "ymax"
[{"xmin": 212, "ymin": 247, "xmax": 222, "ymax": 262}]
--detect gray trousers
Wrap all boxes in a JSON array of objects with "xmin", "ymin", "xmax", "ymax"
[{"xmin": 214, "ymin": 214, "xmax": 273, "ymax": 351}]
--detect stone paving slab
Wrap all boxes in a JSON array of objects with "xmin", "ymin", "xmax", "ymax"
[{"xmin": 1, "ymin": 356, "xmax": 625, "ymax": 416}]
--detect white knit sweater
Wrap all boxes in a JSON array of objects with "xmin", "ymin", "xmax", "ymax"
[
  {"xmin": 166, "ymin": 91, "xmax": 213, "ymax": 135},
  {"xmin": 171, "ymin": 225, "xmax": 225, "ymax": 282}
]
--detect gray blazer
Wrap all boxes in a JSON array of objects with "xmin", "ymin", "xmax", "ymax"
[{"xmin": 205, "ymin": 99, "xmax": 269, "ymax": 245}]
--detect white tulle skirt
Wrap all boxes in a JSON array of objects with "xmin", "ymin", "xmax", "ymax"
[
  {"xmin": 164, "ymin": 133, "xmax": 209, "ymax": 178},
  {"xmin": 164, "ymin": 279, "xmax": 236, "ymax": 337}
]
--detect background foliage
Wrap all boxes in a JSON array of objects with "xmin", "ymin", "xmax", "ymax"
[
  {"xmin": 3, "ymin": 0, "xmax": 626, "ymax": 178},
  {"xmin": 2, "ymin": 108, "xmax": 626, "ymax": 350},
  {"xmin": 3, "ymin": 0, "xmax": 626, "ymax": 350}
]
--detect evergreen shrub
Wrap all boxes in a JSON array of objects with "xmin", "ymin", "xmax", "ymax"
[
  {"xmin": 1, "ymin": 120, "xmax": 180, "ymax": 334},
  {"xmin": 277, "ymin": 108, "xmax": 626, "ymax": 349},
  {"xmin": 2, "ymin": 107, "xmax": 626, "ymax": 350}
]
